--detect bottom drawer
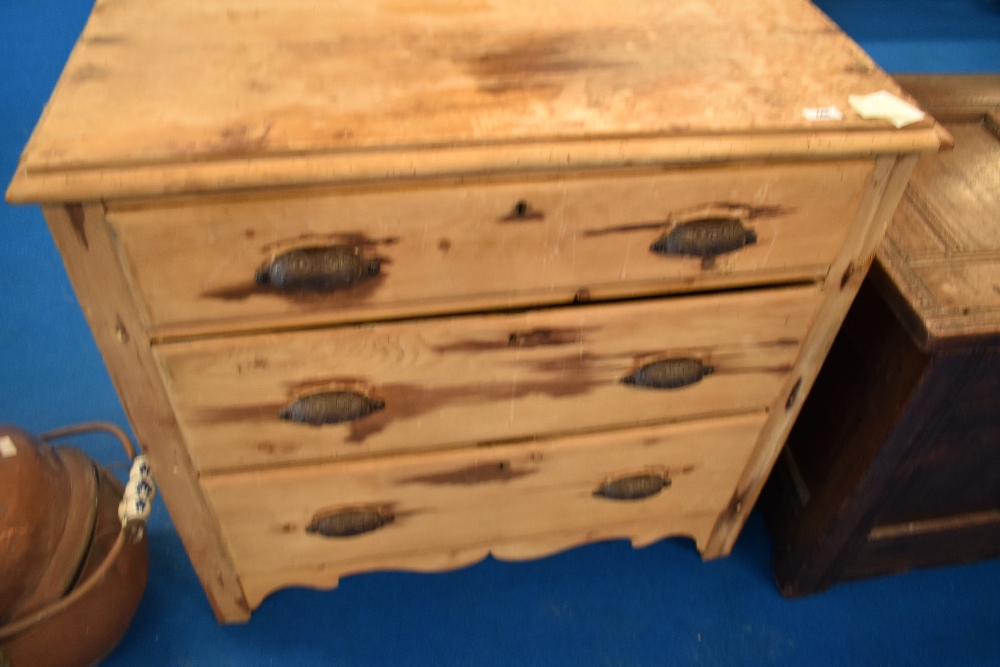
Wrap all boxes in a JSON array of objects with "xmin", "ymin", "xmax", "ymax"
[{"xmin": 205, "ymin": 413, "xmax": 767, "ymax": 609}]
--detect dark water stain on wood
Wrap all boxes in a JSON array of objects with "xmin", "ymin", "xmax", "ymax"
[
  {"xmin": 193, "ymin": 342, "xmax": 788, "ymax": 445},
  {"xmin": 706, "ymin": 203, "xmax": 793, "ymax": 220},
  {"xmin": 69, "ymin": 63, "xmax": 109, "ymax": 84},
  {"xmin": 465, "ymin": 34, "xmax": 620, "ymax": 95},
  {"xmin": 526, "ymin": 350, "xmax": 646, "ymax": 377},
  {"xmin": 498, "ymin": 211, "xmax": 546, "ymax": 223},
  {"xmin": 582, "ymin": 221, "xmax": 665, "ymax": 237},
  {"xmin": 206, "ymin": 122, "xmax": 272, "ymax": 156},
  {"xmin": 844, "ymin": 62, "xmax": 875, "ymax": 75},
  {"xmin": 614, "ymin": 345, "xmax": 795, "ymax": 383},
  {"xmin": 286, "ymin": 377, "xmax": 372, "ymax": 395},
  {"xmin": 202, "ymin": 269, "xmax": 386, "ymax": 302},
  {"xmin": 84, "ymin": 34, "xmax": 129, "ymax": 46},
  {"xmin": 255, "ymin": 440, "xmax": 300, "ymax": 456},
  {"xmin": 710, "ymin": 363, "xmax": 794, "ymax": 376},
  {"xmin": 434, "ymin": 327, "xmax": 592, "ymax": 353},
  {"xmin": 760, "ymin": 338, "xmax": 801, "ymax": 349},
  {"xmin": 65, "ymin": 203, "xmax": 88, "ymax": 249},
  {"xmin": 583, "ymin": 203, "xmax": 793, "ymax": 238},
  {"xmin": 400, "ymin": 460, "xmax": 537, "ymax": 486},
  {"xmin": 260, "ymin": 232, "xmax": 400, "ymax": 254},
  {"xmin": 194, "ymin": 403, "xmax": 286, "ymax": 424},
  {"xmin": 343, "ymin": 372, "xmax": 612, "ymax": 443}
]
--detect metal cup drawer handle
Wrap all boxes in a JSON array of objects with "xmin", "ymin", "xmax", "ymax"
[
  {"xmin": 279, "ymin": 391, "xmax": 385, "ymax": 425},
  {"xmin": 594, "ymin": 474, "xmax": 671, "ymax": 501},
  {"xmin": 650, "ymin": 217, "xmax": 757, "ymax": 259},
  {"xmin": 307, "ymin": 506, "xmax": 395, "ymax": 538},
  {"xmin": 255, "ymin": 245, "xmax": 380, "ymax": 292},
  {"xmin": 621, "ymin": 358, "xmax": 714, "ymax": 389}
]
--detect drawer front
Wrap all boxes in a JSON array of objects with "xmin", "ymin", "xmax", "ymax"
[
  {"xmin": 156, "ymin": 285, "xmax": 818, "ymax": 472},
  {"xmin": 203, "ymin": 413, "xmax": 768, "ymax": 608},
  {"xmin": 112, "ymin": 161, "xmax": 871, "ymax": 337}
]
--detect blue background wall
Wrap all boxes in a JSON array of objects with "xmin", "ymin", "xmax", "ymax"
[{"xmin": 2, "ymin": 1, "xmax": 999, "ymax": 664}]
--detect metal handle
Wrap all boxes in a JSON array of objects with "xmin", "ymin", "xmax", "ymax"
[
  {"xmin": 593, "ymin": 474, "xmax": 671, "ymax": 501},
  {"xmin": 650, "ymin": 218, "xmax": 757, "ymax": 259},
  {"xmin": 307, "ymin": 506, "xmax": 394, "ymax": 538},
  {"xmin": 279, "ymin": 391, "xmax": 385, "ymax": 426},
  {"xmin": 255, "ymin": 246, "xmax": 380, "ymax": 292},
  {"xmin": 621, "ymin": 358, "xmax": 713, "ymax": 389}
]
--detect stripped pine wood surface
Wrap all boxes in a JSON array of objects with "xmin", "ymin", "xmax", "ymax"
[
  {"xmin": 39, "ymin": 204, "xmax": 250, "ymax": 622},
  {"xmin": 155, "ymin": 285, "xmax": 819, "ymax": 472},
  {"xmin": 6, "ymin": 130, "xmax": 941, "ymax": 204},
  {"xmin": 9, "ymin": 0, "xmax": 926, "ymax": 193},
  {"xmin": 110, "ymin": 161, "xmax": 869, "ymax": 337},
  {"xmin": 202, "ymin": 413, "xmax": 768, "ymax": 609},
  {"xmin": 704, "ymin": 154, "xmax": 919, "ymax": 557}
]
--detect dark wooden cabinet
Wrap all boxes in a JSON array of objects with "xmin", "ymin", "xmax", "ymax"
[{"xmin": 762, "ymin": 75, "xmax": 1000, "ymax": 596}]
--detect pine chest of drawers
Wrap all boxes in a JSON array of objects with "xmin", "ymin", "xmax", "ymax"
[{"xmin": 7, "ymin": 0, "xmax": 942, "ymax": 621}]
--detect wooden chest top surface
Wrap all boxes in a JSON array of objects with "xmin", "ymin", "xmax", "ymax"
[
  {"xmin": 7, "ymin": 0, "xmax": 940, "ymax": 202},
  {"xmin": 877, "ymin": 75, "xmax": 1000, "ymax": 347}
]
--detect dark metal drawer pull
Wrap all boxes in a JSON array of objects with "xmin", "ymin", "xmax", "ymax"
[
  {"xmin": 650, "ymin": 218, "xmax": 757, "ymax": 259},
  {"xmin": 255, "ymin": 246, "xmax": 380, "ymax": 292},
  {"xmin": 594, "ymin": 474, "xmax": 671, "ymax": 501},
  {"xmin": 621, "ymin": 358, "xmax": 713, "ymax": 389},
  {"xmin": 279, "ymin": 391, "xmax": 385, "ymax": 425},
  {"xmin": 307, "ymin": 506, "xmax": 394, "ymax": 538}
]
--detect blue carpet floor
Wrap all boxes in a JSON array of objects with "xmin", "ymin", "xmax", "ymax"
[{"xmin": 2, "ymin": 1, "xmax": 999, "ymax": 665}]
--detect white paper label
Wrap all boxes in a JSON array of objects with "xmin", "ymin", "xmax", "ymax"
[
  {"xmin": 0, "ymin": 436, "xmax": 17, "ymax": 458},
  {"xmin": 802, "ymin": 105, "xmax": 844, "ymax": 122},
  {"xmin": 848, "ymin": 90, "xmax": 926, "ymax": 128}
]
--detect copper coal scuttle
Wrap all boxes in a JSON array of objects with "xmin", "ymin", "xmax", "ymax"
[{"xmin": 0, "ymin": 422, "xmax": 153, "ymax": 667}]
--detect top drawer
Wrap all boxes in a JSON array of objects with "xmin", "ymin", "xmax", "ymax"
[{"xmin": 109, "ymin": 161, "xmax": 873, "ymax": 338}]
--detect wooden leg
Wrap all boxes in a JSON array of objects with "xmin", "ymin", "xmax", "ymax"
[{"xmin": 42, "ymin": 203, "xmax": 250, "ymax": 623}]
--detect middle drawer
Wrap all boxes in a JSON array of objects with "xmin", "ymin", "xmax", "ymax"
[{"xmin": 155, "ymin": 285, "xmax": 819, "ymax": 473}]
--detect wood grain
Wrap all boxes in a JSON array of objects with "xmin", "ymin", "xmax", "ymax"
[
  {"xmin": 875, "ymin": 98, "xmax": 1000, "ymax": 345},
  {"xmin": 760, "ymin": 279, "xmax": 934, "ymax": 595},
  {"xmin": 704, "ymin": 153, "xmax": 920, "ymax": 557},
  {"xmin": 14, "ymin": 0, "xmax": 914, "ymax": 174},
  {"xmin": 155, "ymin": 284, "xmax": 818, "ymax": 472},
  {"xmin": 110, "ymin": 162, "xmax": 870, "ymax": 337},
  {"xmin": 39, "ymin": 204, "xmax": 250, "ymax": 622},
  {"xmin": 6, "ymin": 130, "xmax": 942, "ymax": 204},
  {"xmin": 895, "ymin": 75, "xmax": 1000, "ymax": 119},
  {"xmin": 202, "ymin": 412, "xmax": 768, "ymax": 610},
  {"xmin": 764, "ymin": 286, "xmax": 1000, "ymax": 595}
]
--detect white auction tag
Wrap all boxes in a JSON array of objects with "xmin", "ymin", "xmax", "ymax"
[
  {"xmin": 802, "ymin": 105, "xmax": 844, "ymax": 122},
  {"xmin": 849, "ymin": 90, "xmax": 926, "ymax": 128},
  {"xmin": 0, "ymin": 435, "xmax": 17, "ymax": 458}
]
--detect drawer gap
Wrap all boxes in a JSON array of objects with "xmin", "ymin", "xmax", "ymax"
[
  {"xmin": 196, "ymin": 406, "xmax": 767, "ymax": 479},
  {"xmin": 153, "ymin": 277, "xmax": 821, "ymax": 346}
]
